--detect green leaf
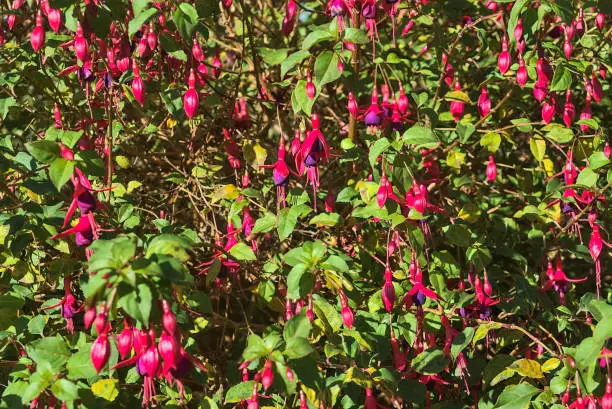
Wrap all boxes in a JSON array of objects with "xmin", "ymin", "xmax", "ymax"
[
  {"xmin": 146, "ymin": 234, "xmax": 191, "ymax": 262},
  {"xmin": 225, "ymin": 381, "xmax": 256, "ymax": 403},
  {"xmin": 451, "ymin": 327, "xmax": 475, "ymax": 361},
  {"xmin": 278, "ymin": 207, "xmax": 298, "ymax": 241},
  {"xmin": 444, "ymin": 90, "xmax": 471, "ymax": 103},
  {"xmin": 50, "ymin": 379, "xmax": 78, "ymax": 401},
  {"xmin": 576, "ymin": 167, "xmax": 598, "ymax": 187},
  {"xmin": 443, "ymin": 224, "xmax": 472, "ymax": 247},
  {"xmin": 91, "ymin": 379, "xmax": 120, "ymax": 401},
  {"xmin": 402, "ymin": 126, "xmax": 439, "ymax": 147},
  {"xmin": 25, "ymin": 335, "xmax": 70, "ymax": 371},
  {"xmin": 344, "ymin": 28, "xmax": 369, "ymax": 44},
  {"xmin": 507, "ymin": 0, "xmax": 529, "ymax": 43},
  {"xmin": 302, "ymin": 30, "xmax": 333, "ymax": 50},
  {"xmin": 309, "ymin": 212, "xmax": 341, "ymax": 227},
  {"xmin": 259, "ymin": 47, "xmax": 289, "ymax": 66},
  {"xmin": 493, "ymin": 383, "xmax": 539, "ymax": 409},
  {"xmin": 576, "ymin": 337, "xmax": 603, "ymax": 370},
  {"xmin": 411, "ymin": 347, "xmax": 448, "ymax": 375},
  {"xmin": 229, "ymin": 242, "xmax": 256, "ymax": 261},
  {"xmin": 26, "ymin": 140, "xmax": 60, "ymax": 164},
  {"xmin": 159, "ymin": 32, "xmax": 188, "ymax": 61},
  {"xmin": 550, "ymin": 66, "xmax": 572, "ymax": 92},
  {"xmin": 480, "ymin": 132, "xmax": 501, "ymax": 152},
  {"xmin": 286, "ymin": 264, "xmax": 314, "ymax": 299},
  {"xmin": 369, "ymin": 137, "xmax": 391, "ymax": 169},
  {"xmin": 0, "ymin": 295, "xmax": 25, "ymax": 309},
  {"xmin": 242, "ymin": 334, "xmax": 268, "ymax": 360},
  {"xmin": 457, "ymin": 121, "xmax": 476, "ymax": 143},
  {"xmin": 49, "ymin": 157, "xmax": 75, "ymax": 190},
  {"xmin": 285, "ymin": 337, "xmax": 314, "ymax": 359},
  {"xmin": 529, "ymin": 136, "xmax": 546, "ymax": 161},
  {"xmin": 321, "ymin": 255, "xmax": 349, "ymax": 272},
  {"xmin": 67, "ymin": 346, "xmax": 97, "ymax": 379},
  {"xmin": 59, "ymin": 129, "xmax": 83, "ymax": 149},
  {"xmin": 117, "ymin": 283, "xmax": 153, "ymax": 326},
  {"xmin": 132, "ymin": 0, "xmax": 150, "ymax": 17},
  {"xmin": 543, "ymin": 124, "xmax": 574, "ymax": 143},
  {"xmin": 252, "ymin": 212, "xmax": 276, "ymax": 234},
  {"xmin": 173, "ymin": 3, "xmax": 199, "ymax": 40},
  {"xmin": 0, "ymin": 96, "xmax": 16, "ymax": 119},
  {"xmin": 313, "ymin": 295, "xmax": 342, "ymax": 333},
  {"xmin": 284, "ymin": 314, "xmax": 312, "ymax": 340},
  {"xmin": 128, "ymin": 7, "xmax": 157, "ymax": 37},
  {"xmin": 314, "ymin": 51, "xmax": 341, "ymax": 88},
  {"xmin": 281, "ymin": 50, "xmax": 311, "ymax": 77}
]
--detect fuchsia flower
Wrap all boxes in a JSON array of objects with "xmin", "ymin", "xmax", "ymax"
[
  {"xmin": 542, "ymin": 97, "xmax": 555, "ymax": 124},
  {"xmin": 541, "ymin": 259, "xmax": 587, "ymax": 305},
  {"xmin": 402, "ymin": 260, "xmax": 442, "ymax": 309},
  {"xmin": 197, "ymin": 223, "xmax": 241, "ymax": 287},
  {"xmin": 590, "ymin": 73, "xmax": 603, "ymax": 103},
  {"xmin": 588, "ymin": 225, "xmax": 608, "ymax": 297},
  {"xmin": 41, "ymin": 276, "xmax": 82, "ymax": 333},
  {"xmin": 261, "ymin": 133, "xmax": 291, "ymax": 210},
  {"xmin": 296, "ymin": 114, "xmax": 330, "ymax": 208},
  {"xmin": 596, "ymin": 13, "xmax": 605, "ymax": 32},
  {"xmin": 261, "ymin": 360, "xmax": 274, "ymax": 390},
  {"xmin": 338, "ymin": 290, "xmax": 354, "ymax": 329},
  {"xmin": 376, "ymin": 173, "xmax": 400, "ymax": 208},
  {"xmin": 74, "ymin": 23, "xmax": 89, "ymax": 62}
]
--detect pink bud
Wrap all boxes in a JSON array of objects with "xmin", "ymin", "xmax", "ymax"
[
  {"xmin": 536, "ymin": 57, "xmax": 552, "ymax": 83},
  {"xmin": 183, "ymin": 70, "xmax": 199, "ymax": 119},
  {"xmin": 291, "ymin": 130, "xmax": 301, "ymax": 157},
  {"xmin": 397, "ymin": 87, "xmax": 409, "ymax": 114},
  {"xmin": 74, "ymin": 24, "xmax": 88, "ymax": 62},
  {"xmin": 59, "ymin": 143, "xmax": 74, "ymax": 160},
  {"xmin": 141, "ymin": 330, "xmax": 160, "ymax": 377},
  {"xmin": 591, "ymin": 73, "xmax": 603, "ymax": 103},
  {"xmin": 604, "ymin": 142, "xmax": 611, "ymax": 159},
  {"xmin": 94, "ymin": 306, "xmax": 109, "ymax": 334},
  {"xmin": 477, "ymin": 86, "xmax": 491, "ymax": 118},
  {"xmin": 341, "ymin": 305, "xmax": 354, "ymax": 329},
  {"xmin": 514, "ymin": 19, "xmax": 523, "ymax": 42},
  {"xmin": 517, "ymin": 38, "xmax": 526, "ymax": 54},
  {"xmin": 325, "ymin": 188, "xmax": 335, "ymax": 212},
  {"xmin": 30, "ymin": 14, "xmax": 45, "ymax": 52},
  {"xmin": 348, "ymin": 92, "xmax": 358, "ymax": 118},
  {"xmin": 563, "ymin": 38, "xmax": 572, "ymax": 59},
  {"xmin": 192, "ymin": 39, "xmax": 204, "ymax": 62},
  {"xmin": 147, "ymin": 25, "xmax": 157, "ymax": 50},
  {"xmin": 116, "ymin": 322, "xmax": 133, "ymax": 359},
  {"xmin": 381, "ymin": 267, "xmax": 395, "ymax": 312},
  {"xmin": 498, "ymin": 36, "xmax": 511, "ymax": 74},
  {"xmin": 158, "ymin": 330, "xmax": 178, "ymax": 370},
  {"xmin": 337, "ymin": 58, "xmax": 344, "ymax": 73},
  {"xmin": 600, "ymin": 64, "xmax": 607, "ymax": 79},
  {"xmin": 300, "ymin": 391, "xmax": 308, "ymax": 409},
  {"xmin": 533, "ymin": 78, "xmax": 548, "ymax": 102},
  {"xmin": 575, "ymin": 8, "xmax": 585, "ymax": 38},
  {"xmin": 47, "ymin": 8, "xmax": 62, "ymax": 33},
  {"xmin": 132, "ymin": 64, "xmax": 145, "ymax": 106},
  {"xmin": 402, "ymin": 20, "xmax": 415, "ymax": 35},
  {"xmin": 83, "ymin": 307, "xmax": 96, "ymax": 329},
  {"xmin": 580, "ymin": 93, "xmax": 592, "ymax": 132},
  {"xmin": 212, "ymin": 50, "xmax": 222, "ymax": 78},
  {"xmin": 486, "ymin": 155, "xmax": 497, "ymax": 182},
  {"xmin": 562, "ymin": 89, "xmax": 575, "ymax": 127},
  {"xmin": 137, "ymin": 35, "xmax": 148, "ymax": 57},
  {"xmin": 285, "ymin": 366, "xmax": 294, "ymax": 382},
  {"xmin": 602, "ymin": 377, "xmax": 612, "ymax": 409},
  {"xmin": 589, "ymin": 225, "xmax": 603, "ymax": 261},
  {"xmin": 306, "ymin": 74, "xmax": 316, "ymax": 99},
  {"xmin": 261, "ymin": 360, "xmax": 274, "ymax": 390},
  {"xmin": 365, "ymin": 388, "xmax": 378, "ymax": 409},
  {"xmin": 565, "ymin": 23, "xmax": 575, "ymax": 40},
  {"xmin": 542, "ymin": 98, "xmax": 555, "ymax": 124},
  {"xmin": 91, "ymin": 334, "xmax": 110, "ymax": 374},
  {"xmin": 516, "ymin": 56, "xmax": 528, "ymax": 87},
  {"xmin": 596, "ymin": 13, "xmax": 605, "ymax": 32}
]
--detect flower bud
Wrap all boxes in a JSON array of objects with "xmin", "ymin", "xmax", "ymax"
[
  {"xmin": 486, "ymin": 155, "xmax": 497, "ymax": 182},
  {"xmin": 261, "ymin": 360, "xmax": 274, "ymax": 390},
  {"xmin": 477, "ymin": 86, "xmax": 491, "ymax": 118},
  {"xmin": 91, "ymin": 334, "xmax": 110, "ymax": 374}
]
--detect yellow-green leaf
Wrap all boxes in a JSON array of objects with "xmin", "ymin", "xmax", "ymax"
[
  {"xmin": 542, "ymin": 358, "xmax": 560, "ymax": 372},
  {"xmin": 91, "ymin": 379, "xmax": 119, "ymax": 402},
  {"xmin": 211, "ymin": 184, "xmax": 239, "ymax": 203},
  {"xmin": 509, "ymin": 359, "xmax": 544, "ymax": 378}
]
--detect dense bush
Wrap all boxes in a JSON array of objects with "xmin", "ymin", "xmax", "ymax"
[{"xmin": 0, "ymin": 0, "xmax": 610, "ymax": 408}]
